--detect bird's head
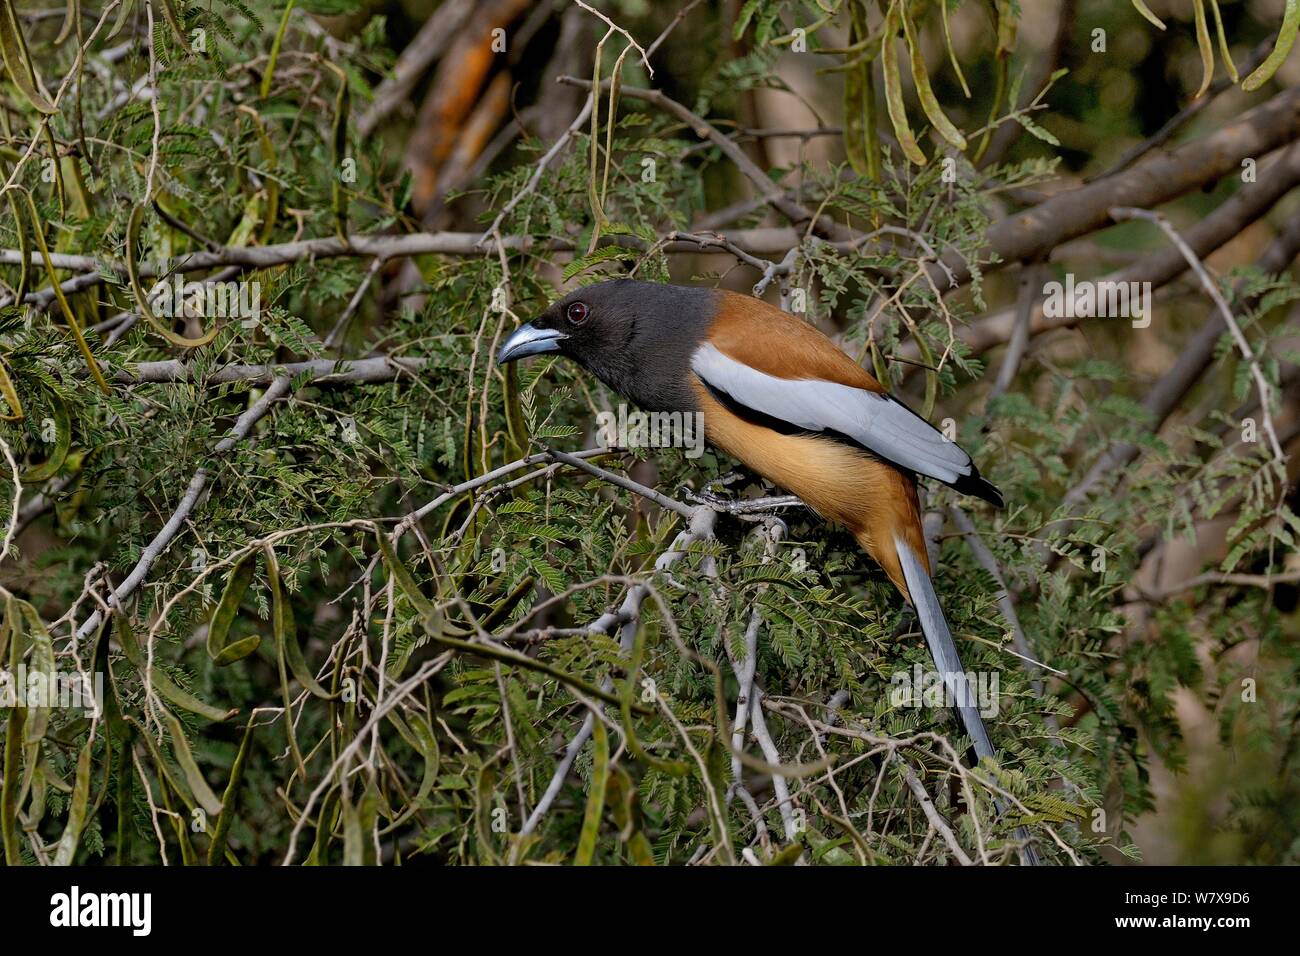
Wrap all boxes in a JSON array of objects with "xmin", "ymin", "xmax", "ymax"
[
  {"xmin": 497, "ymin": 279, "xmax": 641, "ymax": 369},
  {"xmin": 496, "ymin": 279, "xmax": 715, "ymax": 411}
]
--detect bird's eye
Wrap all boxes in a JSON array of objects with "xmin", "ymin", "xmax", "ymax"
[{"xmin": 565, "ymin": 301, "xmax": 590, "ymax": 325}]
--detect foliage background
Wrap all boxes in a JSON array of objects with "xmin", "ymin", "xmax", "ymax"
[{"xmin": 0, "ymin": 0, "xmax": 1298, "ymax": 865}]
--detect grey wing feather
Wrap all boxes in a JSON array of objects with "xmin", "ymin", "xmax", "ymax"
[{"xmin": 691, "ymin": 343, "xmax": 974, "ymax": 484}]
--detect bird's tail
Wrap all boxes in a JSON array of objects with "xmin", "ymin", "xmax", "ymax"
[
  {"xmin": 894, "ymin": 536, "xmax": 1041, "ymax": 866},
  {"xmin": 895, "ymin": 536, "xmax": 995, "ymax": 761}
]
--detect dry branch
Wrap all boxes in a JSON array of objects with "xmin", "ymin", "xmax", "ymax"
[{"xmin": 940, "ymin": 85, "xmax": 1300, "ymax": 288}]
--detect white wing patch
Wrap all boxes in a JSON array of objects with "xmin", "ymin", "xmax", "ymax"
[{"xmin": 691, "ymin": 342, "xmax": 973, "ymax": 484}]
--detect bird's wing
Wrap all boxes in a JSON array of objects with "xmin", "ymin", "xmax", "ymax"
[{"xmin": 691, "ymin": 340, "xmax": 975, "ymax": 486}]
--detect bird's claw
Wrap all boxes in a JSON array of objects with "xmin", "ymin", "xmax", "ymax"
[
  {"xmin": 683, "ymin": 487, "xmax": 734, "ymax": 509},
  {"xmin": 703, "ymin": 471, "xmax": 747, "ymax": 494}
]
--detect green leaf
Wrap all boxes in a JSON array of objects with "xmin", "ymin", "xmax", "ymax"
[{"xmin": 1014, "ymin": 115, "xmax": 1060, "ymax": 147}]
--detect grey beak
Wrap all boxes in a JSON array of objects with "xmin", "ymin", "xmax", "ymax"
[{"xmin": 497, "ymin": 323, "xmax": 568, "ymax": 364}]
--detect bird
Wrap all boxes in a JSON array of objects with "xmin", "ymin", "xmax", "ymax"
[{"xmin": 497, "ymin": 277, "xmax": 1037, "ymax": 862}]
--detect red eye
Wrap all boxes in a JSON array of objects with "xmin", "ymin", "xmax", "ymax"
[{"xmin": 566, "ymin": 301, "xmax": 590, "ymax": 325}]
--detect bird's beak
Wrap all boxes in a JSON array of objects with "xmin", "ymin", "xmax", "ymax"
[{"xmin": 497, "ymin": 323, "xmax": 568, "ymax": 364}]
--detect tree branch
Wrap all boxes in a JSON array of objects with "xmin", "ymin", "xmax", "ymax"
[{"xmin": 938, "ymin": 84, "xmax": 1300, "ymax": 288}]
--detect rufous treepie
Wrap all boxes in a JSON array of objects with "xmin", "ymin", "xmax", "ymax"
[{"xmin": 498, "ymin": 279, "xmax": 1027, "ymax": 850}]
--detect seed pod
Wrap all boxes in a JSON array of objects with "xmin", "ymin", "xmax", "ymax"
[
  {"xmin": 1130, "ymin": 0, "xmax": 1166, "ymax": 30},
  {"xmin": 1209, "ymin": 0, "xmax": 1238, "ymax": 83},
  {"xmin": 903, "ymin": 3, "xmax": 967, "ymax": 150},
  {"xmin": 1243, "ymin": 0, "xmax": 1299, "ymax": 91},
  {"xmin": 1192, "ymin": 0, "xmax": 1215, "ymax": 98},
  {"xmin": 881, "ymin": 1, "xmax": 926, "ymax": 166},
  {"xmin": 0, "ymin": 0, "xmax": 56, "ymax": 114},
  {"xmin": 127, "ymin": 201, "xmax": 220, "ymax": 348},
  {"xmin": 207, "ymin": 552, "xmax": 261, "ymax": 666}
]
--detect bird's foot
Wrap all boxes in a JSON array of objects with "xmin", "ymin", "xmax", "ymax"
[
  {"xmin": 683, "ymin": 486, "xmax": 807, "ymax": 517},
  {"xmin": 703, "ymin": 470, "xmax": 747, "ymax": 495},
  {"xmin": 680, "ymin": 470, "xmax": 754, "ymax": 508},
  {"xmin": 683, "ymin": 486, "xmax": 735, "ymax": 510}
]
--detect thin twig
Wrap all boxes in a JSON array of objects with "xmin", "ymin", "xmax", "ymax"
[
  {"xmin": 1110, "ymin": 206, "xmax": 1285, "ymax": 463},
  {"xmin": 0, "ymin": 437, "xmax": 21, "ymax": 571},
  {"xmin": 572, "ymin": 0, "xmax": 652, "ymax": 76},
  {"xmin": 989, "ymin": 261, "xmax": 1041, "ymax": 400},
  {"xmin": 903, "ymin": 766, "xmax": 973, "ymax": 865},
  {"xmin": 543, "ymin": 445, "xmax": 696, "ymax": 519}
]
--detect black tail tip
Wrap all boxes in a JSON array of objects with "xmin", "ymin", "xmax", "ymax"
[{"xmin": 952, "ymin": 469, "xmax": 1005, "ymax": 509}]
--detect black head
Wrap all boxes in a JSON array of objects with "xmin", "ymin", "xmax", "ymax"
[{"xmin": 496, "ymin": 279, "xmax": 716, "ymax": 413}]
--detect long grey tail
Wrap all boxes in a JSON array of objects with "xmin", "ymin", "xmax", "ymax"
[{"xmin": 895, "ymin": 536, "xmax": 1041, "ymax": 866}]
